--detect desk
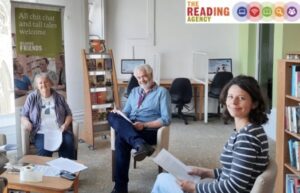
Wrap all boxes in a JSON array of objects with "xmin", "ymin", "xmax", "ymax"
[
  {"xmin": 117, "ymin": 79, "xmax": 205, "ymax": 120},
  {"xmin": 1, "ymin": 155, "xmax": 79, "ymax": 193}
]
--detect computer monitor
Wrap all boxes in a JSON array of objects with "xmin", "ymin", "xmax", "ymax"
[
  {"xmin": 208, "ymin": 58, "xmax": 232, "ymax": 80},
  {"xmin": 121, "ymin": 59, "xmax": 146, "ymax": 74}
]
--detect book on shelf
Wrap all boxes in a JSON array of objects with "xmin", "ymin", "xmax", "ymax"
[
  {"xmin": 285, "ymin": 106, "xmax": 300, "ymax": 133},
  {"xmin": 289, "ymin": 139, "xmax": 296, "ymax": 168},
  {"xmin": 87, "ymin": 59, "xmax": 96, "ymax": 71},
  {"xmin": 89, "ymin": 75, "xmax": 105, "ymax": 88},
  {"xmin": 291, "ymin": 65, "xmax": 300, "ymax": 97},
  {"xmin": 105, "ymin": 58, "xmax": 112, "ymax": 70},
  {"xmin": 286, "ymin": 174, "xmax": 296, "ymax": 193},
  {"xmin": 295, "ymin": 177, "xmax": 300, "ymax": 193},
  {"xmin": 294, "ymin": 141, "xmax": 300, "ymax": 170},
  {"xmin": 95, "ymin": 59, "xmax": 105, "ymax": 70}
]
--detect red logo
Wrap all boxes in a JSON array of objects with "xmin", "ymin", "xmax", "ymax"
[{"xmin": 249, "ymin": 6, "xmax": 260, "ymax": 17}]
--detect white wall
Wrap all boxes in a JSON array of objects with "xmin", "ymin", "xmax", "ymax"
[{"xmin": 106, "ymin": 0, "xmax": 239, "ymax": 80}]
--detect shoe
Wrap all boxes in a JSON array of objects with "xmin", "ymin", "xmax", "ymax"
[
  {"xmin": 133, "ymin": 143, "xmax": 155, "ymax": 161},
  {"xmin": 111, "ymin": 188, "xmax": 127, "ymax": 193}
]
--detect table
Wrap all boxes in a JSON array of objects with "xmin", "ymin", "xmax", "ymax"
[
  {"xmin": 117, "ymin": 79, "xmax": 205, "ymax": 120},
  {"xmin": 1, "ymin": 155, "xmax": 79, "ymax": 193}
]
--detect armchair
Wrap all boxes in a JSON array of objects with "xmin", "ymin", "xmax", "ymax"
[
  {"xmin": 21, "ymin": 121, "xmax": 79, "ymax": 160},
  {"xmin": 250, "ymin": 158, "xmax": 277, "ymax": 193},
  {"xmin": 110, "ymin": 126, "xmax": 170, "ymax": 181}
]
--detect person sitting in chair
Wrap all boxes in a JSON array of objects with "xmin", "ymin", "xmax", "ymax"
[
  {"xmin": 108, "ymin": 64, "xmax": 171, "ymax": 193},
  {"xmin": 21, "ymin": 73, "xmax": 75, "ymax": 160},
  {"xmin": 151, "ymin": 75, "xmax": 269, "ymax": 193}
]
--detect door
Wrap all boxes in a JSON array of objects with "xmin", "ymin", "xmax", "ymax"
[{"xmin": 257, "ymin": 24, "xmax": 274, "ymax": 112}]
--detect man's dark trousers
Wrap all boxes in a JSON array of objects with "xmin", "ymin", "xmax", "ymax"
[{"xmin": 108, "ymin": 113, "xmax": 157, "ymax": 192}]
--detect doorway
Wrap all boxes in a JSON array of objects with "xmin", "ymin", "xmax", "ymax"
[{"xmin": 257, "ymin": 24, "xmax": 274, "ymax": 112}]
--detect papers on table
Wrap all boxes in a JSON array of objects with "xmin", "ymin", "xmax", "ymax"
[
  {"xmin": 47, "ymin": 157, "xmax": 87, "ymax": 173},
  {"xmin": 115, "ymin": 110, "xmax": 132, "ymax": 124},
  {"xmin": 153, "ymin": 149, "xmax": 201, "ymax": 183},
  {"xmin": 33, "ymin": 165, "xmax": 61, "ymax": 177},
  {"xmin": 44, "ymin": 129, "xmax": 62, "ymax": 151},
  {"xmin": 0, "ymin": 144, "xmax": 17, "ymax": 152}
]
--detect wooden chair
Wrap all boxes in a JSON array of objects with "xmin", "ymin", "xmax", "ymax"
[
  {"xmin": 20, "ymin": 121, "xmax": 79, "ymax": 159},
  {"xmin": 110, "ymin": 126, "xmax": 170, "ymax": 181},
  {"xmin": 250, "ymin": 158, "xmax": 277, "ymax": 193}
]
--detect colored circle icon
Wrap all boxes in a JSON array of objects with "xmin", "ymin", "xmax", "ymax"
[
  {"xmin": 261, "ymin": 2, "xmax": 274, "ymax": 22},
  {"xmin": 262, "ymin": 6, "xmax": 272, "ymax": 17},
  {"xmin": 285, "ymin": 2, "xmax": 300, "ymax": 21},
  {"xmin": 233, "ymin": 2, "xmax": 248, "ymax": 21},
  {"xmin": 248, "ymin": 2, "xmax": 261, "ymax": 21},
  {"xmin": 250, "ymin": 6, "xmax": 260, "ymax": 17},
  {"xmin": 237, "ymin": 7, "xmax": 247, "ymax": 17},
  {"xmin": 275, "ymin": 6, "xmax": 284, "ymax": 17}
]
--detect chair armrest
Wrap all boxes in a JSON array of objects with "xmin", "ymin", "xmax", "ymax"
[
  {"xmin": 110, "ymin": 127, "xmax": 115, "ymax": 151},
  {"xmin": 155, "ymin": 126, "xmax": 170, "ymax": 156},
  {"xmin": 110, "ymin": 126, "xmax": 170, "ymax": 154},
  {"xmin": 72, "ymin": 121, "xmax": 79, "ymax": 151},
  {"xmin": 20, "ymin": 124, "xmax": 30, "ymax": 156},
  {"xmin": 0, "ymin": 176, "xmax": 7, "ymax": 192},
  {"xmin": 250, "ymin": 158, "xmax": 277, "ymax": 193}
]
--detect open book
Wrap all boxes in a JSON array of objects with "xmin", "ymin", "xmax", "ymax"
[
  {"xmin": 153, "ymin": 149, "xmax": 201, "ymax": 183},
  {"xmin": 115, "ymin": 109, "xmax": 133, "ymax": 124}
]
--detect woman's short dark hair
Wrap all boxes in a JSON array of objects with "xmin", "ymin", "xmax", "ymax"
[{"xmin": 219, "ymin": 75, "xmax": 268, "ymax": 125}]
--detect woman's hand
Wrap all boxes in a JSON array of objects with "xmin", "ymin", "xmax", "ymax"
[
  {"xmin": 133, "ymin": 122, "xmax": 144, "ymax": 131},
  {"xmin": 177, "ymin": 179, "xmax": 196, "ymax": 193},
  {"xmin": 187, "ymin": 166, "xmax": 214, "ymax": 179},
  {"xmin": 60, "ymin": 124, "xmax": 67, "ymax": 132},
  {"xmin": 21, "ymin": 118, "xmax": 32, "ymax": 131}
]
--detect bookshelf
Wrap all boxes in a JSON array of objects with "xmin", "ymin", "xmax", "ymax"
[
  {"xmin": 81, "ymin": 49, "xmax": 120, "ymax": 149},
  {"xmin": 276, "ymin": 59, "xmax": 300, "ymax": 193}
]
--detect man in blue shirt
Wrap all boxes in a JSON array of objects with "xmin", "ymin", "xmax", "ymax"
[{"xmin": 108, "ymin": 64, "xmax": 171, "ymax": 193}]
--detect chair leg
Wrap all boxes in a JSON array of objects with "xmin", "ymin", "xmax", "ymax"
[
  {"xmin": 178, "ymin": 105, "xmax": 188, "ymax": 125},
  {"xmin": 112, "ymin": 150, "xmax": 115, "ymax": 182},
  {"xmin": 133, "ymin": 157, "xmax": 137, "ymax": 169}
]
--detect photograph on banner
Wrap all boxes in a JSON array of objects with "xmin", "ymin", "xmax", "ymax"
[{"xmin": 12, "ymin": 7, "xmax": 66, "ymax": 102}]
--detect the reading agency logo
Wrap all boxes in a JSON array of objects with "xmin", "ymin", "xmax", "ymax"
[
  {"xmin": 186, "ymin": 1, "xmax": 300, "ymax": 23},
  {"xmin": 186, "ymin": 0, "xmax": 230, "ymax": 23}
]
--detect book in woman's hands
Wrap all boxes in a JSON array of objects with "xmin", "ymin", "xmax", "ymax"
[{"xmin": 153, "ymin": 149, "xmax": 201, "ymax": 183}]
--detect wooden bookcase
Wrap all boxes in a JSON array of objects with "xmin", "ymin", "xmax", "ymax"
[
  {"xmin": 81, "ymin": 49, "xmax": 120, "ymax": 149},
  {"xmin": 276, "ymin": 59, "xmax": 300, "ymax": 193}
]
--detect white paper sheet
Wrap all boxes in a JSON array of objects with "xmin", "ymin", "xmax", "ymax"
[
  {"xmin": 115, "ymin": 110, "xmax": 132, "ymax": 124},
  {"xmin": 44, "ymin": 129, "xmax": 62, "ymax": 151},
  {"xmin": 153, "ymin": 149, "xmax": 200, "ymax": 183},
  {"xmin": 0, "ymin": 144, "xmax": 17, "ymax": 152},
  {"xmin": 33, "ymin": 165, "xmax": 61, "ymax": 177},
  {"xmin": 47, "ymin": 157, "xmax": 88, "ymax": 173}
]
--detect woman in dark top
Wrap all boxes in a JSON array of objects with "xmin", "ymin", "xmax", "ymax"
[{"xmin": 151, "ymin": 75, "xmax": 269, "ymax": 193}]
